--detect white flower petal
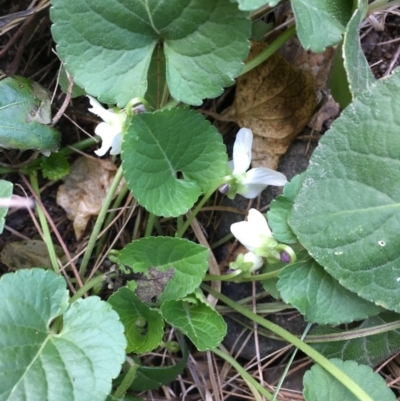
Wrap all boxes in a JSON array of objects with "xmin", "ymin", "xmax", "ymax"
[
  {"xmin": 109, "ymin": 129, "xmax": 123, "ymax": 155},
  {"xmin": 87, "ymin": 96, "xmax": 117, "ymax": 124},
  {"xmin": 94, "ymin": 123, "xmax": 120, "ymax": 156},
  {"xmin": 243, "ymin": 252, "xmax": 264, "ymax": 272},
  {"xmin": 231, "ymin": 220, "xmax": 264, "ymax": 251},
  {"xmin": 237, "ymin": 183, "xmax": 266, "ymax": 199},
  {"xmin": 227, "ymin": 160, "xmax": 234, "ymax": 172},
  {"xmin": 244, "ymin": 168, "xmax": 288, "ymax": 186},
  {"xmin": 232, "ymin": 128, "xmax": 252, "ymax": 174},
  {"xmin": 247, "ymin": 208, "xmax": 272, "ymax": 237},
  {"xmin": 237, "ymin": 168, "xmax": 288, "ymax": 198}
]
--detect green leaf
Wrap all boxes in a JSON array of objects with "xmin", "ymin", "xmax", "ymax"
[
  {"xmin": 328, "ymin": 42, "xmax": 352, "ymax": 109},
  {"xmin": 161, "ymin": 297, "xmax": 227, "ymax": 351},
  {"xmin": 267, "ymin": 173, "xmax": 305, "ymax": 244},
  {"xmin": 278, "ymin": 251, "xmax": 381, "ymax": 325},
  {"xmin": 0, "ymin": 76, "xmax": 60, "ymax": 153},
  {"xmin": 0, "ymin": 179, "xmax": 13, "ymax": 233},
  {"xmin": 127, "ymin": 335, "xmax": 189, "ymax": 391},
  {"xmin": 118, "ymin": 237, "xmax": 209, "ymax": 303},
  {"xmin": 108, "ymin": 288, "xmax": 164, "ymax": 353},
  {"xmin": 51, "ymin": 0, "xmax": 250, "ymax": 106},
  {"xmin": 41, "ymin": 153, "xmax": 70, "ymax": 181},
  {"xmin": 291, "ymin": 0, "xmax": 353, "ymax": 52},
  {"xmin": 0, "ymin": 268, "xmax": 126, "ymax": 401},
  {"xmin": 122, "ymin": 108, "xmax": 227, "ymax": 217},
  {"xmin": 289, "ymin": 67, "xmax": 400, "ymax": 313},
  {"xmin": 232, "ymin": 0, "xmax": 280, "ymax": 11},
  {"xmin": 311, "ymin": 312, "xmax": 400, "ymax": 366},
  {"xmin": 343, "ymin": 0, "xmax": 374, "ymax": 98},
  {"xmin": 59, "ymin": 64, "xmax": 86, "ymax": 98},
  {"xmin": 303, "ymin": 358, "xmax": 396, "ymax": 401},
  {"xmin": 145, "ymin": 45, "xmax": 166, "ymax": 110}
]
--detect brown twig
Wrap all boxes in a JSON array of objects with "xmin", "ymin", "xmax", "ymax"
[{"xmin": 52, "ymin": 70, "xmax": 74, "ymax": 125}]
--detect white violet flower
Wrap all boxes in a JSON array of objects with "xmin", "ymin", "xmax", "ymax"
[
  {"xmin": 229, "ymin": 251, "xmax": 264, "ymax": 274},
  {"xmin": 243, "ymin": 252, "xmax": 264, "ymax": 272},
  {"xmin": 225, "ymin": 128, "xmax": 287, "ymax": 199},
  {"xmin": 88, "ymin": 96, "xmax": 127, "ymax": 156},
  {"xmin": 230, "ymin": 208, "xmax": 277, "ymax": 257}
]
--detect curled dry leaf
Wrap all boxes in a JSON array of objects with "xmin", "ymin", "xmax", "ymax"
[
  {"xmin": 57, "ymin": 157, "xmax": 122, "ymax": 240},
  {"xmin": 279, "ymin": 36, "xmax": 340, "ymax": 132},
  {"xmin": 225, "ymin": 42, "xmax": 316, "ymax": 169}
]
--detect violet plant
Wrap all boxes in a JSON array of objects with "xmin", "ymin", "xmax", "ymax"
[{"xmin": 0, "ymin": 1, "xmax": 399, "ymax": 400}]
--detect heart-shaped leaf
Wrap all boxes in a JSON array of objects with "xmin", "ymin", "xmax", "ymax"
[
  {"xmin": 0, "ymin": 76, "xmax": 60, "ymax": 153},
  {"xmin": 267, "ymin": 173, "xmax": 305, "ymax": 244},
  {"xmin": 343, "ymin": 0, "xmax": 374, "ymax": 99},
  {"xmin": 122, "ymin": 108, "xmax": 227, "ymax": 217},
  {"xmin": 108, "ymin": 288, "xmax": 164, "ymax": 353},
  {"xmin": 161, "ymin": 297, "xmax": 227, "ymax": 351},
  {"xmin": 291, "ymin": 0, "xmax": 353, "ymax": 52},
  {"xmin": 51, "ymin": 0, "xmax": 250, "ymax": 106},
  {"xmin": 310, "ymin": 312, "xmax": 400, "ymax": 366},
  {"xmin": 118, "ymin": 237, "xmax": 209, "ymax": 303},
  {"xmin": 303, "ymin": 359, "xmax": 396, "ymax": 401},
  {"xmin": 289, "ymin": 68, "xmax": 400, "ymax": 313},
  {"xmin": 0, "ymin": 268, "xmax": 126, "ymax": 401},
  {"xmin": 278, "ymin": 251, "xmax": 381, "ymax": 325},
  {"xmin": 124, "ymin": 334, "xmax": 188, "ymax": 391}
]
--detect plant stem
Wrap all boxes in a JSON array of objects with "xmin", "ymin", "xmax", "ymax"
[
  {"xmin": 95, "ymin": 183, "xmax": 129, "ymax": 257},
  {"xmin": 30, "ymin": 172, "xmax": 59, "ymax": 273},
  {"xmin": 175, "ymin": 183, "xmax": 221, "ymax": 238},
  {"xmin": 145, "ymin": 212, "xmax": 156, "ymax": 237},
  {"xmin": 79, "ymin": 166, "xmax": 124, "ymax": 279},
  {"xmin": 212, "ymin": 347, "xmax": 273, "ymax": 400},
  {"xmin": 306, "ymin": 319, "xmax": 400, "ymax": 343},
  {"xmin": 203, "ymin": 284, "xmax": 375, "ymax": 401},
  {"xmin": 204, "ymin": 268, "xmax": 281, "ymax": 281},
  {"xmin": 113, "ymin": 361, "xmax": 140, "ymax": 399},
  {"xmin": 271, "ymin": 323, "xmax": 312, "ymax": 401},
  {"xmin": 241, "ymin": 25, "xmax": 297, "ymax": 75},
  {"xmin": 69, "ymin": 272, "xmax": 114, "ymax": 303}
]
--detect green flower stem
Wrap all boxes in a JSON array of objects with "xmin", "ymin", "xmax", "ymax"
[
  {"xmin": 212, "ymin": 347, "xmax": 273, "ymax": 400},
  {"xmin": 145, "ymin": 212, "xmax": 156, "ymax": 237},
  {"xmin": 29, "ymin": 172, "xmax": 59, "ymax": 274},
  {"xmin": 69, "ymin": 272, "xmax": 114, "ymax": 304},
  {"xmin": 79, "ymin": 166, "xmax": 124, "ymax": 279},
  {"xmin": 203, "ymin": 284, "xmax": 375, "ymax": 401},
  {"xmin": 113, "ymin": 360, "xmax": 140, "ymax": 399},
  {"xmin": 204, "ymin": 268, "xmax": 281, "ymax": 282},
  {"xmin": 175, "ymin": 183, "xmax": 221, "ymax": 238},
  {"xmin": 271, "ymin": 323, "xmax": 312, "ymax": 401},
  {"xmin": 239, "ymin": 268, "xmax": 283, "ymax": 281},
  {"xmin": 161, "ymin": 99, "xmax": 180, "ymax": 110},
  {"xmin": 211, "ymin": 232, "xmax": 233, "ymax": 249},
  {"xmin": 306, "ymin": 320, "xmax": 400, "ymax": 343},
  {"xmin": 0, "ymin": 166, "xmax": 15, "ymax": 174},
  {"xmin": 241, "ymin": 25, "xmax": 296, "ymax": 75},
  {"xmin": 216, "ymin": 301, "xmax": 290, "ymax": 315},
  {"xmin": 95, "ymin": 183, "xmax": 129, "ymax": 257}
]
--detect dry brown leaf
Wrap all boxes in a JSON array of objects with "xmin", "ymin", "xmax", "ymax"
[
  {"xmin": 56, "ymin": 156, "xmax": 122, "ymax": 240},
  {"xmin": 1, "ymin": 240, "xmax": 66, "ymax": 270},
  {"xmin": 279, "ymin": 36, "xmax": 340, "ymax": 132},
  {"xmin": 280, "ymin": 36, "xmax": 334, "ymax": 91},
  {"xmin": 225, "ymin": 42, "xmax": 316, "ymax": 169}
]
